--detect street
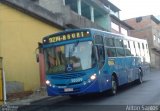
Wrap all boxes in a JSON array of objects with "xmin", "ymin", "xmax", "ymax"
[{"xmin": 18, "ymin": 70, "xmax": 160, "ymax": 111}]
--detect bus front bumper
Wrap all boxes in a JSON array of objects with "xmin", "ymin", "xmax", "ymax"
[{"xmin": 47, "ymin": 80, "xmax": 100, "ymax": 96}]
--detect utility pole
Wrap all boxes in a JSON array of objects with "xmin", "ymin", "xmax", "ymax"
[{"xmin": 0, "ymin": 57, "xmax": 6, "ymax": 105}]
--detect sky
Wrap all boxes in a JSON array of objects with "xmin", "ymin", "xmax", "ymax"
[{"xmin": 109, "ymin": 0, "xmax": 160, "ymax": 20}]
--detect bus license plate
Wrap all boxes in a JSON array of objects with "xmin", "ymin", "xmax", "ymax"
[{"xmin": 64, "ymin": 88, "xmax": 73, "ymax": 92}]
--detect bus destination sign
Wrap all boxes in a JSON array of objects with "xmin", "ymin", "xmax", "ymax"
[{"xmin": 43, "ymin": 31, "xmax": 90, "ymax": 44}]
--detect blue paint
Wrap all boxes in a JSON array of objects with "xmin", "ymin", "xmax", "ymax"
[{"xmin": 41, "ymin": 28, "xmax": 150, "ymax": 96}]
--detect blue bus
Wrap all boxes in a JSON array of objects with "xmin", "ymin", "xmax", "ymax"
[{"xmin": 39, "ymin": 28, "xmax": 150, "ymax": 97}]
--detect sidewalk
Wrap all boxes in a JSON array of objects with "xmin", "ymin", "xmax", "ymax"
[{"xmin": 5, "ymin": 87, "xmax": 50, "ymax": 105}]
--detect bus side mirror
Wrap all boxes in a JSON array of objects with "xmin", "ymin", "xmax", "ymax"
[
  {"xmin": 36, "ymin": 42, "xmax": 43, "ymax": 63},
  {"xmin": 36, "ymin": 54, "xmax": 39, "ymax": 63}
]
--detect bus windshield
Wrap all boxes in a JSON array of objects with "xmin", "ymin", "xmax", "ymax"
[{"xmin": 44, "ymin": 41, "xmax": 96, "ymax": 74}]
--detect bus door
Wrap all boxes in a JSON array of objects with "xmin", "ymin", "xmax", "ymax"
[
  {"xmin": 95, "ymin": 45, "xmax": 106, "ymax": 91},
  {"xmin": 94, "ymin": 35, "xmax": 106, "ymax": 91}
]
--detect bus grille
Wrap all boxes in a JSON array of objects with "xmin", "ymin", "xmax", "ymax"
[{"xmin": 51, "ymin": 73, "xmax": 86, "ymax": 79}]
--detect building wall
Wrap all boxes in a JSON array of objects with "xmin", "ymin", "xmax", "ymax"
[
  {"xmin": 0, "ymin": 4, "xmax": 61, "ymax": 92},
  {"xmin": 124, "ymin": 16, "xmax": 160, "ymax": 41},
  {"xmin": 95, "ymin": 15, "xmax": 109, "ymax": 30},
  {"xmin": 130, "ymin": 28, "xmax": 152, "ymax": 44},
  {"xmin": 124, "ymin": 16, "xmax": 160, "ymax": 69},
  {"xmin": 39, "ymin": 0, "xmax": 64, "ymax": 13},
  {"xmin": 124, "ymin": 16, "xmax": 152, "ymax": 30},
  {"xmin": 39, "ymin": 0, "xmax": 110, "ymax": 31}
]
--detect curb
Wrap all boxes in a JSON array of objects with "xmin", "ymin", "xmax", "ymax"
[
  {"xmin": 6, "ymin": 95, "xmax": 63, "ymax": 106},
  {"xmin": 30, "ymin": 96, "xmax": 62, "ymax": 104},
  {"xmin": 6, "ymin": 96, "xmax": 48, "ymax": 105}
]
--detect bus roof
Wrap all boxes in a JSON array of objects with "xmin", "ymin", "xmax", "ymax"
[{"xmin": 85, "ymin": 28, "xmax": 147, "ymax": 43}]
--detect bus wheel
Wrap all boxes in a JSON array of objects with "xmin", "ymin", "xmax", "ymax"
[
  {"xmin": 136, "ymin": 69, "xmax": 143, "ymax": 84},
  {"xmin": 110, "ymin": 76, "xmax": 117, "ymax": 96}
]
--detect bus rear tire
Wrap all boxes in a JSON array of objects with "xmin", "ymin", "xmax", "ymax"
[{"xmin": 110, "ymin": 76, "xmax": 118, "ymax": 96}]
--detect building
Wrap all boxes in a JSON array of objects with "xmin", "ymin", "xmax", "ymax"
[
  {"xmin": 0, "ymin": 0, "xmax": 64, "ymax": 94},
  {"xmin": 36, "ymin": 0, "xmax": 133, "ymax": 35},
  {"xmin": 0, "ymin": 0, "xmax": 134, "ymax": 95},
  {"xmin": 124, "ymin": 15, "xmax": 160, "ymax": 69}
]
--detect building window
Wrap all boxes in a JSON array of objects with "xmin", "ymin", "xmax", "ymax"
[
  {"xmin": 30, "ymin": 0, "xmax": 39, "ymax": 3},
  {"xmin": 121, "ymin": 27, "xmax": 128, "ymax": 36},
  {"xmin": 81, "ymin": 1, "xmax": 90, "ymax": 20},
  {"xmin": 158, "ymin": 38, "xmax": 160, "ymax": 44},
  {"xmin": 110, "ymin": 10, "xmax": 119, "ymax": 18},
  {"xmin": 153, "ymin": 35, "xmax": 156, "ymax": 41},
  {"xmin": 30, "ymin": 0, "xmax": 39, "ymax": 1},
  {"xmin": 65, "ymin": 0, "xmax": 78, "ymax": 13},
  {"xmin": 111, "ymin": 22, "xmax": 119, "ymax": 32},
  {"xmin": 136, "ymin": 17, "xmax": 142, "ymax": 23}
]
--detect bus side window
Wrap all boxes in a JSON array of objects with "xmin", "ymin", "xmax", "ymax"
[
  {"xmin": 123, "ymin": 40, "xmax": 131, "ymax": 56},
  {"xmin": 130, "ymin": 41, "xmax": 136, "ymax": 56},
  {"xmin": 116, "ymin": 48, "xmax": 125, "ymax": 57},
  {"xmin": 115, "ymin": 39, "xmax": 123, "ymax": 47},
  {"xmin": 96, "ymin": 46, "xmax": 105, "ymax": 68},
  {"xmin": 106, "ymin": 48, "xmax": 117, "ymax": 57},
  {"xmin": 135, "ymin": 42, "xmax": 141, "ymax": 56},
  {"xmin": 123, "ymin": 40, "xmax": 130, "ymax": 49},
  {"xmin": 105, "ymin": 38, "xmax": 115, "ymax": 47},
  {"xmin": 97, "ymin": 46, "xmax": 105, "ymax": 61},
  {"xmin": 94, "ymin": 35, "xmax": 103, "ymax": 45},
  {"xmin": 125, "ymin": 49, "xmax": 131, "ymax": 56},
  {"xmin": 140, "ymin": 43, "xmax": 145, "ymax": 57}
]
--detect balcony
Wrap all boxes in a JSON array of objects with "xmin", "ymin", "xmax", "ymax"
[{"xmin": 59, "ymin": 5, "xmax": 106, "ymax": 30}]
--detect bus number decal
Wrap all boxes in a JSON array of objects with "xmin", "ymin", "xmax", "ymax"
[
  {"xmin": 71, "ymin": 78, "xmax": 83, "ymax": 83},
  {"xmin": 48, "ymin": 31, "xmax": 90, "ymax": 43}
]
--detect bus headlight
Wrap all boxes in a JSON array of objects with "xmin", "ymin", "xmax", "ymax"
[
  {"xmin": 90, "ymin": 74, "xmax": 96, "ymax": 80},
  {"xmin": 46, "ymin": 80, "xmax": 51, "ymax": 86}
]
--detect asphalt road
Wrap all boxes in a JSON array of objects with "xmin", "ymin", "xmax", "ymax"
[{"xmin": 18, "ymin": 70, "xmax": 160, "ymax": 111}]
